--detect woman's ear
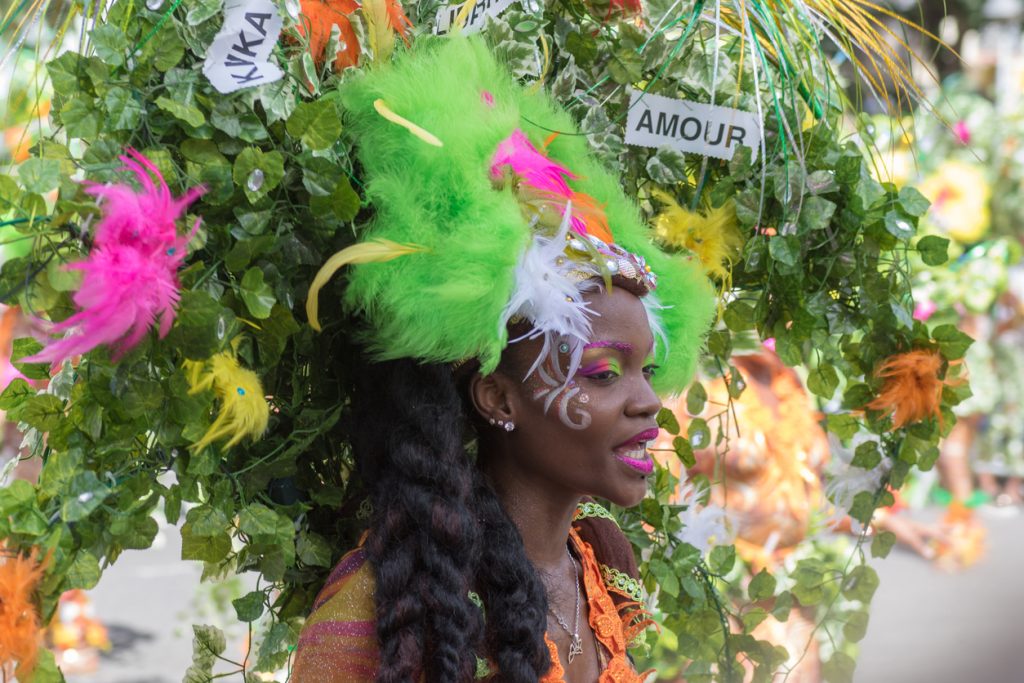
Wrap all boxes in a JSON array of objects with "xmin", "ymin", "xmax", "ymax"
[{"xmin": 468, "ymin": 371, "xmax": 517, "ymax": 425}]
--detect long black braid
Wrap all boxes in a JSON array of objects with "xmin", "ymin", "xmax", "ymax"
[{"xmin": 350, "ymin": 358, "xmax": 550, "ymax": 683}]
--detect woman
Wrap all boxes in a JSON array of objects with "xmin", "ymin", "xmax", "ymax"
[{"xmin": 294, "ymin": 37, "xmax": 714, "ymax": 682}]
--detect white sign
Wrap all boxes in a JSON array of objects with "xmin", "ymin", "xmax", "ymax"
[
  {"xmin": 203, "ymin": 0, "xmax": 283, "ymax": 94},
  {"xmin": 433, "ymin": 0, "xmax": 517, "ymax": 35},
  {"xmin": 624, "ymin": 88, "xmax": 762, "ymax": 161}
]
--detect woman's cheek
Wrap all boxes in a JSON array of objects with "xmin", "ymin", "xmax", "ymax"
[{"xmin": 527, "ymin": 360, "xmax": 593, "ymax": 430}]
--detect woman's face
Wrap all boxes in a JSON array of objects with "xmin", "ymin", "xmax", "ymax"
[{"xmin": 490, "ymin": 286, "xmax": 662, "ymax": 507}]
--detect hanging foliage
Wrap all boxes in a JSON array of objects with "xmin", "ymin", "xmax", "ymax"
[{"xmin": 0, "ymin": 0, "xmax": 964, "ymax": 681}]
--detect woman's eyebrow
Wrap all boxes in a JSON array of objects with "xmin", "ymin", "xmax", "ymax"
[{"xmin": 583, "ymin": 341, "xmax": 635, "ymax": 353}]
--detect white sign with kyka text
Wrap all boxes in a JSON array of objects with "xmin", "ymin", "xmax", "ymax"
[
  {"xmin": 203, "ymin": 0, "xmax": 284, "ymax": 94},
  {"xmin": 433, "ymin": 0, "xmax": 518, "ymax": 35},
  {"xmin": 624, "ymin": 88, "xmax": 762, "ymax": 161}
]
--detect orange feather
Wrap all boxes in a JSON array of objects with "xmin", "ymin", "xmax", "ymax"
[
  {"xmin": 0, "ymin": 549, "xmax": 46, "ymax": 679},
  {"xmin": 866, "ymin": 349, "xmax": 948, "ymax": 429}
]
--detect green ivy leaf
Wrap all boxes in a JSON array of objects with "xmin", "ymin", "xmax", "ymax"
[
  {"xmin": 233, "ymin": 591, "xmax": 266, "ymax": 623},
  {"xmin": 239, "ymin": 267, "xmax": 276, "ymax": 319},
  {"xmin": 167, "ymin": 290, "xmax": 238, "ymax": 360},
  {"xmin": 883, "ymin": 210, "xmax": 915, "ymax": 240},
  {"xmin": 687, "ymin": 418, "xmax": 711, "ymax": 450},
  {"xmin": 826, "ymin": 414, "xmax": 859, "ymax": 440},
  {"xmin": 608, "ymin": 48, "xmax": 644, "ymax": 84},
  {"xmin": 768, "ymin": 235, "xmax": 800, "ymax": 266},
  {"xmin": 182, "ymin": 527, "xmax": 231, "ymax": 564},
  {"xmin": 239, "ymin": 503, "xmax": 293, "ymax": 542},
  {"xmin": 233, "ymin": 148, "xmax": 285, "ymax": 203},
  {"xmin": 61, "ymin": 471, "xmax": 111, "ymax": 522},
  {"xmin": 898, "ymin": 185, "xmax": 930, "ymax": 217},
  {"xmin": 851, "ymin": 440, "xmax": 882, "ymax": 470},
  {"xmin": 842, "ymin": 383, "xmax": 873, "ymax": 410},
  {"xmin": 672, "ymin": 436, "xmax": 696, "ymax": 468},
  {"xmin": 649, "ymin": 558, "xmax": 680, "ymax": 598},
  {"xmin": 842, "ymin": 564, "xmax": 880, "ymax": 602},
  {"xmin": 723, "ymin": 300, "xmax": 756, "ymax": 332},
  {"xmin": 686, "ymin": 382, "xmax": 707, "ymax": 415},
  {"xmin": 110, "ymin": 513, "xmax": 159, "ymax": 550},
  {"xmin": 310, "ymin": 176, "xmax": 361, "ymax": 222},
  {"xmin": 709, "ymin": 545, "xmax": 735, "ymax": 574},
  {"xmin": 822, "ymin": 651, "xmax": 856, "ymax": 683},
  {"xmin": 933, "ymin": 324, "xmax": 973, "ymax": 360},
  {"xmin": 155, "ymin": 95, "xmax": 206, "ymax": 128},
  {"xmin": 255, "ymin": 620, "xmax": 300, "ymax": 672},
  {"xmin": 806, "ymin": 364, "xmax": 839, "ymax": 400},
  {"xmin": 20, "ymin": 394, "xmax": 66, "ymax": 432},
  {"xmin": 871, "ymin": 530, "xmax": 896, "ymax": 559},
  {"xmin": 104, "ymin": 87, "xmax": 144, "ymax": 131},
  {"xmin": 797, "ymin": 196, "xmax": 836, "ymax": 231},
  {"xmin": 141, "ymin": 23, "xmax": 186, "ymax": 71},
  {"xmin": 65, "ymin": 551, "xmax": 102, "ymax": 590},
  {"xmin": 645, "ymin": 148, "xmax": 689, "ymax": 185},
  {"xmin": 748, "ymin": 569, "xmax": 776, "ymax": 601},
  {"xmin": 771, "ymin": 591, "xmax": 793, "ymax": 621},
  {"xmin": 917, "ymin": 235, "xmax": 949, "ymax": 266},
  {"xmin": 848, "ymin": 490, "xmax": 877, "ymax": 526},
  {"xmin": 656, "ymin": 407, "xmax": 680, "ymax": 435},
  {"xmin": 297, "ymin": 531, "xmax": 333, "ymax": 567},
  {"xmin": 741, "ymin": 607, "xmax": 769, "ymax": 633},
  {"xmin": 184, "ymin": 624, "xmax": 227, "ymax": 683},
  {"xmin": 18, "ymin": 158, "xmax": 61, "ymax": 194},
  {"xmin": 91, "ymin": 24, "xmax": 129, "ymax": 67},
  {"xmin": 10, "ymin": 508, "xmax": 49, "ymax": 535},
  {"xmin": 59, "ymin": 97, "xmax": 102, "ymax": 139},
  {"xmin": 0, "ymin": 379, "xmax": 35, "ymax": 413},
  {"xmin": 286, "ymin": 100, "xmax": 343, "ymax": 151},
  {"xmin": 21, "ymin": 647, "xmax": 61, "ymax": 683},
  {"xmin": 791, "ymin": 563, "xmax": 825, "ymax": 606},
  {"xmin": 843, "ymin": 610, "xmax": 870, "ymax": 643}
]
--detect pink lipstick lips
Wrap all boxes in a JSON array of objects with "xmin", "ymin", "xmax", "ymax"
[{"xmin": 613, "ymin": 428, "xmax": 660, "ymax": 475}]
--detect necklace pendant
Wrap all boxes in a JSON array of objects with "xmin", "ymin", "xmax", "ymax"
[{"xmin": 567, "ymin": 634, "xmax": 583, "ymax": 664}]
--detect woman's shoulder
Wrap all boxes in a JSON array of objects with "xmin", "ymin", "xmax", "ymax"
[{"xmin": 292, "ymin": 546, "xmax": 380, "ymax": 682}]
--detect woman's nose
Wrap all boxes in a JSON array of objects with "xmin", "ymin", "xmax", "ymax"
[{"xmin": 627, "ymin": 376, "xmax": 662, "ymax": 417}]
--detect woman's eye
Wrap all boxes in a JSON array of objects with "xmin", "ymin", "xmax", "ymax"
[
  {"xmin": 582, "ymin": 370, "xmax": 618, "ymax": 381},
  {"xmin": 643, "ymin": 364, "xmax": 660, "ymax": 378}
]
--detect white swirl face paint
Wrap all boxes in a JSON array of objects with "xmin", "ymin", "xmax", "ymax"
[{"xmin": 530, "ymin": 346, "xmax": 592, "ymax": 430}]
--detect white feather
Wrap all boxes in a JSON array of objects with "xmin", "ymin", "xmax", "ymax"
[{"xmin": 500, "ymin": 205, "xmax": 599, "ymax": 380}]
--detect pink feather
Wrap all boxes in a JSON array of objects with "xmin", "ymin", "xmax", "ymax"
[
  {"xmin": 491, "ymin": 130, "xmax": 576, "ymax": 200},
  {"xmin": 490, "ymin": 130, "xmax": 612, "ymax": 241},
  {"xmin": 24, "ymin": 149, "xmax": 204, "ymax": 365}
]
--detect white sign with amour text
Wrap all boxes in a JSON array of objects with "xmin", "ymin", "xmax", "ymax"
[
  {"xmin": 624, "ymin": 88, "xmax": 762, "ymax": 161},
  {"xmin": 203, "ymin": 0, "xmax": 284, "ymax": 94},
  {"xmin": 433, "ymin": 0, "xmax": 518, "ymax": 35}
]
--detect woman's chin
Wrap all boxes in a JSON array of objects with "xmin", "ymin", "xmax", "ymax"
[{"xmin": 602, "ymin": 479, "xmax": 650, "ymax": 509}]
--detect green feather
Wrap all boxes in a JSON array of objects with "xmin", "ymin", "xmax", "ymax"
[{"xmin": 337, "ymin": 36, "xmax": 714, "ymax": 392}]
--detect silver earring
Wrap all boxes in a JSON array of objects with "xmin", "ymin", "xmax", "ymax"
[
  {"xmin": 503, "ymin": 421, "xmax": 515, "ymax": 432},
  {"xmin": 488, "ymin": 417, "xmax": 496, "ymax": 425}
]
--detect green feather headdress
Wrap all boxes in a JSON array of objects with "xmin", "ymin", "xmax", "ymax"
[{"xmin": 308, "ymin": 37, "xmax": 714, "ymax": 394}]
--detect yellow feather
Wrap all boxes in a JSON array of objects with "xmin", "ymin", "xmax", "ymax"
[
  {"xmin": 651, "ymin": 190, "xmax": 744, "ymax": 282},
  {"xmin": 452, "ymin": 0, "xmax": 479, "ymax": 32},
  {"xmin": 306, "ymin": 238, "xmax": 427, "ymax": 331},
  {"xmin": 363, "ymin": 0, "xmax": 395, "ymax": 62},
  {"xmin": 185, "ymin": 351, "xmax": 270, "ymax": 451},
  {"xmin": 373, "ymin": 99, "xmax": 444, "ymax": 147}
]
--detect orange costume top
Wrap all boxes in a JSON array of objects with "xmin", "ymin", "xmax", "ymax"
[{"xmin": 293, "ymin": 518, "xmax": 649, "ymax": 682}]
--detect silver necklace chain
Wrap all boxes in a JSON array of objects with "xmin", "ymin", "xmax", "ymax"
[{"xmin": 548, "ymin": 546, "xmax": 583, "ymax": 664}]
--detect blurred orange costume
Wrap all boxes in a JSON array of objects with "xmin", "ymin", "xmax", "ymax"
[{"xmin": 656, "ymin": 351, "xmax": 830, "ymax": 682}]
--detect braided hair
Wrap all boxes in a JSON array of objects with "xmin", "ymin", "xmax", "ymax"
[{"xmin": 351, "ymin": 358, "xmax": 550, "ymax": 683}]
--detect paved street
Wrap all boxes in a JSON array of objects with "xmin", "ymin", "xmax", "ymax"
[
  {"xmin": 857, "ymin": 508, "xmax": 1024, "ymax": 683},
  {"xmin": 66, "ymin": 508, "xmax": 1024, "ymax": 682}
]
